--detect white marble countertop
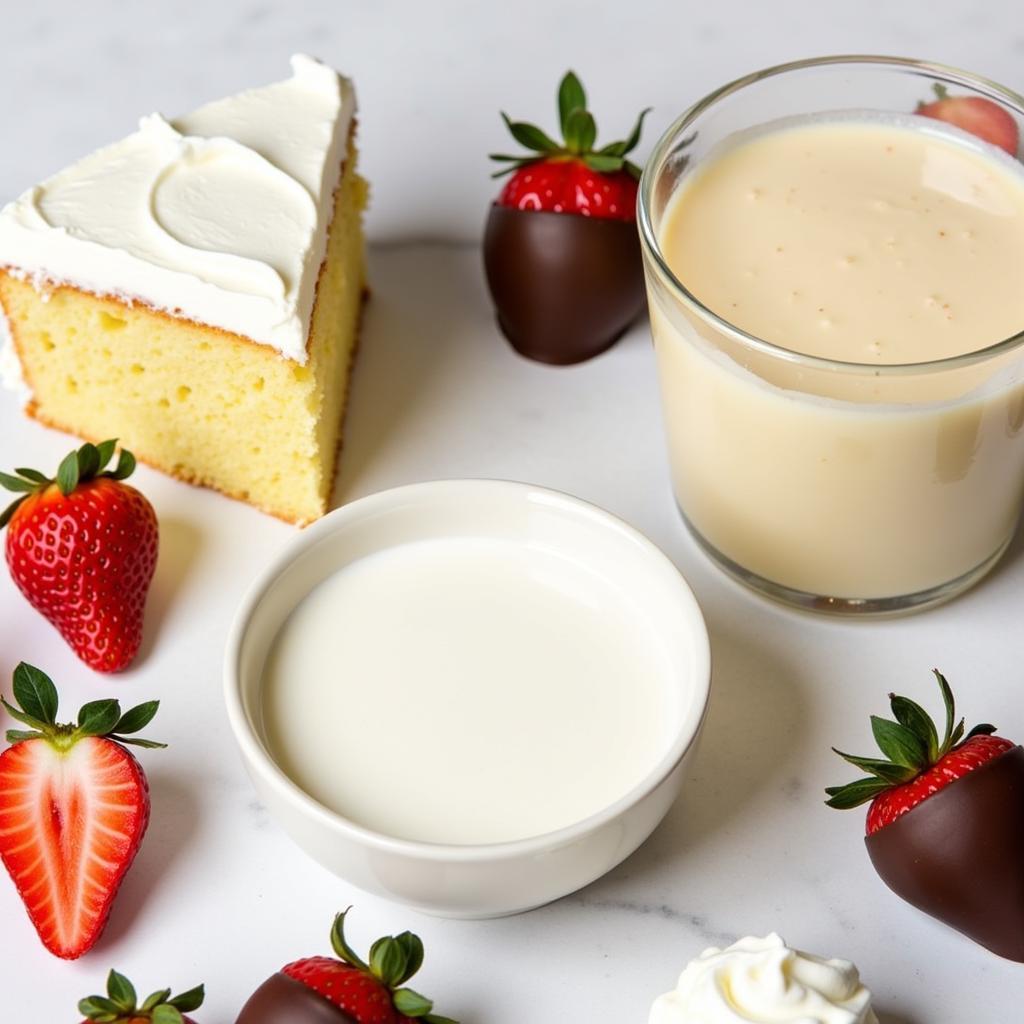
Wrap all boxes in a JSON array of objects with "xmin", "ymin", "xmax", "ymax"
[
  {"xmin": 3, "ymin": 3, "xmax": 1024, "ymax": 1020},
  {"xmin": 2, "ymin": 0, "xmax": 1023, "ymax": 243},
  {"xmin": 2, "ymin": 243, "xmax": 1024, "ymax": 1022}
]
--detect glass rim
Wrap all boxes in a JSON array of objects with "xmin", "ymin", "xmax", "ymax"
[{"xmin": 637, "ymin": 54, "xmax": 1024, "ymax": 377}]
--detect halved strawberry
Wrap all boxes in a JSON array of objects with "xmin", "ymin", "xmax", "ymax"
[
  {"xmin": 79, "ymin": 969, "xmax": 205, "ymax": 1023},
  {"xmin": 916, "ymin": 83, "xmax": 1020, "ymax": 156},
  {"xmin": 0, "ymin": 662, "xmax": 165, "ymax": 959}
]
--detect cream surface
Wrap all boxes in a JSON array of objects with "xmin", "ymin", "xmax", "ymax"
[
  {"xmin": 651, "ymin": 115, "xmax": 1024, "ymax": 600},
  {"xmin": 662, "ymin": 114, "xmax": 1024, "ymax": 363},
  {"xmin": 261, "ymin": 536, "xmax": 673, "ymax": 845},
  {"xmin": 648, "ymin": 934, "xmax": 877, "ymax": 1024},
  {"xmin": 0, "ymin": 55, "xmax": 354, "ymax": 364}
]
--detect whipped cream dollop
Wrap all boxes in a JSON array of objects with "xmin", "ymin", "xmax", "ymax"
[
  {"xmin": 649, "ymin": 934, "xmax": 878, "ymax": 1024},
  {"xmin": 0, "ymin": 54, "xmax": 354, "ymax": 364}
]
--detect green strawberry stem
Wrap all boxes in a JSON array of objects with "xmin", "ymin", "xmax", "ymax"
[
  {"xmin": 0, "ymin": 438, "xmax": 136, "ymax": 529},
  {"xmin": 79, "ymin": 969, "xmax": 204, "ymax": 1023},
  {"xmin": 825, "ymin": 669, "xmax": 996, "ymax": 809},
  {"xmin": 330, "ymin": 909, "xmax": 457, "ymax": 1024},
  {"xmin": 915, "ymin": 82, "xmax": 951, "ymax": 112},
  {"xmin": 489, "ymin": 70, "xmax": 651, "ymax": 180},
  {"xmin": 1, "ymin": 662, "xmax": 166, "ymax": 751}
]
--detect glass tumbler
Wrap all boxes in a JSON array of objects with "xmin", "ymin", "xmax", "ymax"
[{"xmin": 638, "ymin": 56, "xmax": 1024, "ymax": 614}]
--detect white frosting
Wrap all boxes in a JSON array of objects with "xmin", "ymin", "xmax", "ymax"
[
  {"xmin": 0, "ymin": 55, "xmax": 355, "ymax": 364},
  {"xmin": 649, "ymin": 934, "xmax": 878, "ymax": 1024}
]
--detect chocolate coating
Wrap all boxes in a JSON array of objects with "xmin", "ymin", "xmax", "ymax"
[
  {"xmin": 483, "ymin": 204, "xmax": 646, "ymax": 365},
  {"xmin": 235, "ymin": 972, "xmax": 358, "ymax": 1024},
  {"xmin": 866, "ymin": 744, "xmax": 1024, "ymax": 962}
]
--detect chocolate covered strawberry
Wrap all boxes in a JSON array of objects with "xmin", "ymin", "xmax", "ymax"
[
  {"xmin": 236, "ymin": 909, "xmax": 456, "ymax": 1024},
  {"xmin": 827, "ymin": 669, "xmax": 1024, "ymax": 961},
  {"xmin": 916, "ymin": 83, "xmax": 1019, "ymax": 156},
  {"xmin": 1, "ymin": 439, "xmax": 159, "ymax": 673},
  {"xmin": 0, "ymin": 662, "xmax": 165, "ymax": 959},
  {"xmin": 483, "ymin": 71, "xmax": 654, "ymax": 365},
  {"xmin": 79, "ymin": 970, "xmax": 205, "ymax": 1023}
]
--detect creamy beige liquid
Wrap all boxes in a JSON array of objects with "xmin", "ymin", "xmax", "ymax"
[{"xmin": 652, "ymin": 115, "xmax": 1024, "ymax": 600}]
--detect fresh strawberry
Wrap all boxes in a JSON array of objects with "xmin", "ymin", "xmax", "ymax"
[
  {"xmin": 0, "ymin": 439, "xmax": 159, "ymax": 673},
  {"xmin": 0, "ymin": 662, "xmax": 165, "ymax": 959},
  {"xmin": 79, "ymin": 969, "xmax": 204, "ymax": 1023},
  {"xmin": 490, "ymin": 70, "xmax": 650, "ymax": 220},
  {"xmin": 826, "ymin": 669, "xmax": 1012, "ymax": 832},
  {"xmin": 916, "ymin": 83, "xmax": 1019, "ymax": 156},
  {"xmin": 265, "ymin": 909, "xmax": 455, "ymax": 1024}
]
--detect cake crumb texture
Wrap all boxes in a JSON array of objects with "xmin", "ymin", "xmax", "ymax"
[{"xmin": 0, "ymin": 142, "xmax": 367, "ymax": 525}]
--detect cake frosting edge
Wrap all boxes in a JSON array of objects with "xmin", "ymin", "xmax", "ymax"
[{"xmin": 0, "ymin": 54, "xmax": 356, "ymax": 370}]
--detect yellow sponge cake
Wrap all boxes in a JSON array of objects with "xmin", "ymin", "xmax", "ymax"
[{"xmin": 0, "ymin": 56, "xmax": 367, "ymax": 524}]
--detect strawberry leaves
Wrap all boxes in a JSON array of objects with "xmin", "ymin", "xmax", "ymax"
[
  {"xmin": 823, "ymin": 777, "xmax": 890, "ymax": 810},
  {"xmin": 870, "ymin": 716, "xmax": 926, "ymax": 769},
  {"xmin": 1, "ymin": 662, "xmax": 59, "ymax": 738},
  {"xmin": 327, "ymin": 909, "xmax": 457, "ymax": 1023},
  {"xmin": 1, "ymin": 662, "xmax": 166, "ymax": 749},
  {"xmin": 79, "ymin": 969, "xmax": 204, "ymax": 1023},
  {"xmin": 595, "ymin": 107, "xmax": 651, "ymax": 178},
  {"xmin": 889, "ymin": 693, "xmax": 939, "ymax": 762},
  {"xmin": 106, "ymin": 970, "xmax": 138, "ymax": 1008},
  {"xmin": 826, "ymin": 670, "xmax": 1000, "ymax": 810},
  {"xmin": 13, "ymin": 661, "xmax": 58, "ymax": 725},
  {"xmin": 370, "ymin": 933, "xmax": 411, "ymax": 987},
  {"xmin": 115, "ymin": 699, "xmax": 161, "ymax": 736},
  {"xmin": 0, "ymin": 438, "xmax": 136, "ymax": 527},
  {"xmin": 564, "ymin": 108, "xmax": 597, "ymax": 155},
  {"xmin": 491, "ymin": 70, "xmax": 651, "ymax": 180},
  {"xmin": 393, "ymin": 987, "xmax": 458, "ymax": 1023},
  {"xmin": 914, "ymin": 83, "xmax": 953, "ymax": 113},
  {"xmin": 558, "ymin": 71, "xmax": 586, "ymax": 136},
  {"xmin": 330, "ymin": 907, "xmax": 370, "ymax": 971},
  {"xmin": 832, "ymin": 752, "xmax": 916, "ymax": 786},
  {"xmin": 56, "ymin": 439, "xmax": 136, "ymax": 496},
  {"xmin": 0, "ymin": 471, "xmax": 37, "ymax": 492},
  {"xmin": 78, "ymin": 699, "xmax": 123, "ymax": 737},
  {"xmin": 500, "ymin": 112, "xmax": 560, "ymax": 155}
]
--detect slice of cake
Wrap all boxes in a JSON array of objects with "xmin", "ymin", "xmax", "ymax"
[{"xmin": 0, "ymin": 55, "xmax": 367, "ymax": 524}]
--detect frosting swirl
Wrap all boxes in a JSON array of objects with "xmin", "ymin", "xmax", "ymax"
[
  {"xmin": 649, "ymin": 933, "xmax": 877, "ymax": 1024},
  {"xmin": 0, "ymin": 55, "xmax": 353, "ymax": 365}
]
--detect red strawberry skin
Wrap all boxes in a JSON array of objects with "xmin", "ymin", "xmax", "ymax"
[
  {"xmin": 283, "ymin": 957, "xmax": 400, "ymax": 1024},
  {"xmin": 0, "ymin": 735, "xmax": 150, "ymax": 959},
  {"xmin": 867, "ymin": 734, "xmax": 1015, "ymax": 834},
  {"xmin": 497, "ymin": 159, "xmax": 638, "ymax": 221},
  {"xmin": 5, "ymin": 479, "xmax": 158, "ymax": 673},
  {"xmin": 917, "ymin": 95, "xmax": 1020, "ymax": 155}
]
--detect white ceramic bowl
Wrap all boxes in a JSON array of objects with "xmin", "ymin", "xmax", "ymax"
[{"xmin": 224, "ymin": 480, "xmax": 710, "ymax": 918}]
